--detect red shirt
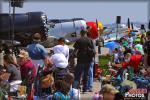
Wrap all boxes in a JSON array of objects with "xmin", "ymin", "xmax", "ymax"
[
  {"xmin": 20, "ymin": 59, "xmax": 36, "ymax": 81},
  {"xmin": 122, "ymin": 54, "xmax": 142, "ymax": 71}
]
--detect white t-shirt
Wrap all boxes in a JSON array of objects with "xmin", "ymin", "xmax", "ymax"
[
  {"xmin": 51, "ymin": 53, "xmax": 68, "ymax": 68},
  {"xmin": 53, "ymin": 45, "xmax": 69, "ymax": 60},
  {"xmin": 69, "ymin": 87, "xmax": 80, "ymax": 100},
  {"xmin": 114, "ymin": 53, "xmax": 119, "ymax": 63},
  {"xmin": 128, "ymin": 37, "xmax": 133, "ymax": 47}
]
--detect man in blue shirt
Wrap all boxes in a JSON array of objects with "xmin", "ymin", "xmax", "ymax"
[{"xmin": 27, "ymin": 33, "xmax": 48, "ymax": 72}]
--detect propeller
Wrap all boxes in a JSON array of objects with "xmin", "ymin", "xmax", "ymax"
[{"xmin": 148, "ymin": 20, "xmax": 150, "ymax": 30}]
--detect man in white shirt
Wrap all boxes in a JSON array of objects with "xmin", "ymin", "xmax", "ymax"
[
  {"xmin": 51, "ymin": 53, "xmax": 68, "ymax": 69},
  {"xmin": 53, "ymin": 38, "xmax": 69, "ymax": 61},
  {"xmin": 50, "ymin": 45, "xmax": 69, "ymax": 80}
]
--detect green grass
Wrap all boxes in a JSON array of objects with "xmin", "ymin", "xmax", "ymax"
[{"xmin": 99, "ymin": 55, "xmax": 112, "ymax": 76}]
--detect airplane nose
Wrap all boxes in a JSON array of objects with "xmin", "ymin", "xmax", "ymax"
[{"xmin": 86, "ymin": 22, "xmax": 99, "ymax": 39}]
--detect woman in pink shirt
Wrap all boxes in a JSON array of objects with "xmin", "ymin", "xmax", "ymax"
[{"xmin": 18, "ymin": 50, "xmax": 36, "ymax": 84}]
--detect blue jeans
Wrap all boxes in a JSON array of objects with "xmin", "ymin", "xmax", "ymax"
[
  {"xmin": 87, "ymin": 62, "xmax": 94, "ymax": 90},
  {"xmin": 73, "ymin": 63, "xmax": 90, "ymax": 91}
]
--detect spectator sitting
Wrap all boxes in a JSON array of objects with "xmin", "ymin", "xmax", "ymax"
[
  {"xmin": 92, "ymin": 84, "xmax": 120, "ymax": 100},
  {"xmin": 52, "ymin": 80, "xmax": 70, "ymax": 100},
  {"xmin": 113, "ymin": 53, "xmax": 142, "ymax": 74},
  {"xmin": 18, "ymin": 50, "xmax": 36, "ymax": 85},
  {"xmin": 3, "ymin": 55, "xmax": 21, "ymax": 82},
  {"xmin": 64, "ymin": 73, "xmax": 80, "ymax": 100}
]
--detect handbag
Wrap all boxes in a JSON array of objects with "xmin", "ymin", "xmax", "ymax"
[{"xmin": 41, "ymin": 74, "xmax": 54, "ymax": 88}]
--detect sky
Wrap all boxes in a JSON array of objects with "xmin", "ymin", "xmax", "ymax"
[{"xmin": 1, "ymin": 1, "xmax": 148, "ymax": 24}]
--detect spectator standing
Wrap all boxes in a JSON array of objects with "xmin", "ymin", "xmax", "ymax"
[
  {"xmin": 140, "ymin": 34, "xmax": 146, "ymax": 45},
  {"xmin": 73, "ymin": 30, "xmax": 95, "ymax": 93},
  {"xmin": 53, "ymin": 37, "xmax": 69, "ymax": 61},
  {"xmin": 144, "ymin": 31, "xmax": 150, "ymax": 74},
  {"xmin": 27, "ymin": 33, "xmax": 48, "ymax": 72},
  {"xmin": 86, "ymin": 32, "xmax": 96, "ymax": 92},
  {"xmin": 50, "ymin": 46, "xmax": 69, "ymax": 80}
]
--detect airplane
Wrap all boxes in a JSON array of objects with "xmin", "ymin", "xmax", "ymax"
[
  {"xmin": 42, "ymin": 19, "xmax": 104, "ymax": 47},
  {"xmin": 0, "ymin": 11, "xmax": 103, "ymax": 48},
  {"xmin": 0, "ymin": 12, "xmax": 49, "ymax": 46}
]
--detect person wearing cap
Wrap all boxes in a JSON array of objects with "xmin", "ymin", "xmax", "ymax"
[
  {"xmin": 144, "ymin": 31, "xmax": 150, "ymax": 75},
  {"xmin": 18, "ymin": 50, "xmax": 36, "ymax": 83},
  {"xmin": 53, "ymin": 37, "xmax": 69, "ymax": 61},
  {"xmin": 27, "ymin": 33, "xmax": 48, "ymax": 72}
]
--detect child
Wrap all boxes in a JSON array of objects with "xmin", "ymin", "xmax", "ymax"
[
  {"xmin": 113, "ymin": 48, "xmax": 120, "ymax": 64},
  {"xmin": 53, "ymin": 80, "xmax": 70, "ymax": 100},
  {"xmin": 92, "ymin": 84, "xmax": 122, "ymax": 100},
  {"xmin": 64, "ymin": 73, "xmax": 80, "ymax": 100}
]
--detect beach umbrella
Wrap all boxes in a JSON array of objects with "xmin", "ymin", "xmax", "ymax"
[{"xmin": 104, "ymin": 41, "xmax": 119, "ymax": 52}]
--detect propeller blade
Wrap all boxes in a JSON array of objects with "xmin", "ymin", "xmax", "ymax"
[
  {"xmin": 96, "ymin": 19, "xmax": 98, "ymax": 28},
  {"xmin": 148, "ymin": 20, "xmax": 150, "ymax": 30}
]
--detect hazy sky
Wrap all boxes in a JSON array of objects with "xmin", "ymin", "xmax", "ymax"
[{"xmin": 2, "ymin": 1, "xmax": 148, "ymax": 24}]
